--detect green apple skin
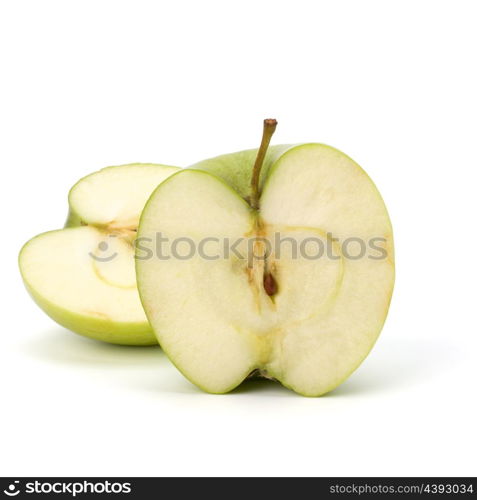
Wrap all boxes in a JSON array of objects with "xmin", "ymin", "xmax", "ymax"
[
  {"xmin": 20, "ymin": 163, "xmax": 179, "ymax": 346},
  {"xmin": 190, "ymin": 145, "xmax": 293, "ymax": 201},
  {"xmin": 64, "ymin": 208, "xmax": 82, "ymax": 228}
]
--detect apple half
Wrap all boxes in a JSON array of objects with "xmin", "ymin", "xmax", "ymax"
[
  {"xmin": 137, "ymin": 121, "xmax": 395, "ymax": 395},
  {"xmin": 19, "ymin": 163, "xmax": 179, "ymax": 345}
]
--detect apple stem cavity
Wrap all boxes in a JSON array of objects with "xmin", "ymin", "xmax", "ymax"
[{"xmin": 250, "ymin": 118, "xmax": 277, "ymax": 210}]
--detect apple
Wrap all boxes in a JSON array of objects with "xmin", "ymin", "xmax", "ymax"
[
  {"xmin": 19, "ymin": 163, "xmax": 179, "ymax": 345},
  {"xmin": 136, "ymin": 120, "xmax": 394, "ymax": 395}
]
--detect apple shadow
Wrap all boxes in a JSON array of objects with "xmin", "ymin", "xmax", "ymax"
[
  {"xmin": 329, "ymin": 337, "xmax": 461, "ymax": 397},
  {"xmin": 230, "ymin": 376, "xmax": 295, "ymax": 397},
  {"xmin": 21, "ymin": 327, "xmax": 167, "ymax": 368},
  {"xmin": 21, "ymin": 327, "xmax": 206, "ymax": 396},
  {"xmin": 230, "ymin": 337, "xmax": 462, "ymax": 398},
  {"xmin": 21, "ymin": 329, "xmax": 462, "ymax": 398}
]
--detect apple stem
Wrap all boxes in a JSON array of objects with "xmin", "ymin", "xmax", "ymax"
[{"xmin": 250, "ymin": 118, "xmax": 277, "ymax": 210}]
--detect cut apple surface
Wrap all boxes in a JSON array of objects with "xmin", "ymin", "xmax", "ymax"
[
  {"xmin": 137, "ymin": 126, "xmax": 394, "ymax": 395},
  {"xmin": 66, "ymin": 163, "xmax": 179, "ymax": 228},
  {"xmin": 20, "ymin": 163, "xmax": 179, "ymax": 345}
]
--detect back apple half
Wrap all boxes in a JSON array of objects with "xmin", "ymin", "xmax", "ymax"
[{"xmin": 19, "ymin": 163, "xmax": 179, "ymax": 345}]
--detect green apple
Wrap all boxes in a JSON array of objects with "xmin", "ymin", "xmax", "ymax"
[
  {"xmin": 136, "ymin": 120, "xmax": 395, "ymax": 395},
  {"xmin": 19, "ymin": 163, "xmax": 179, "ymax": 345}
]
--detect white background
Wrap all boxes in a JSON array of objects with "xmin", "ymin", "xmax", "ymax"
[{"xmin": 1, "ymin": 0, "xmax": 476, "ymax": 477}]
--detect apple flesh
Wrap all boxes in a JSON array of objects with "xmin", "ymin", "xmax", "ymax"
[
  {"xmin": 19, "ymin": 163, "xmax": 179, "ymax": 345},
  {"xmin": 137, "ymin": 133, "xmax": 394, "ymax": 395}
]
